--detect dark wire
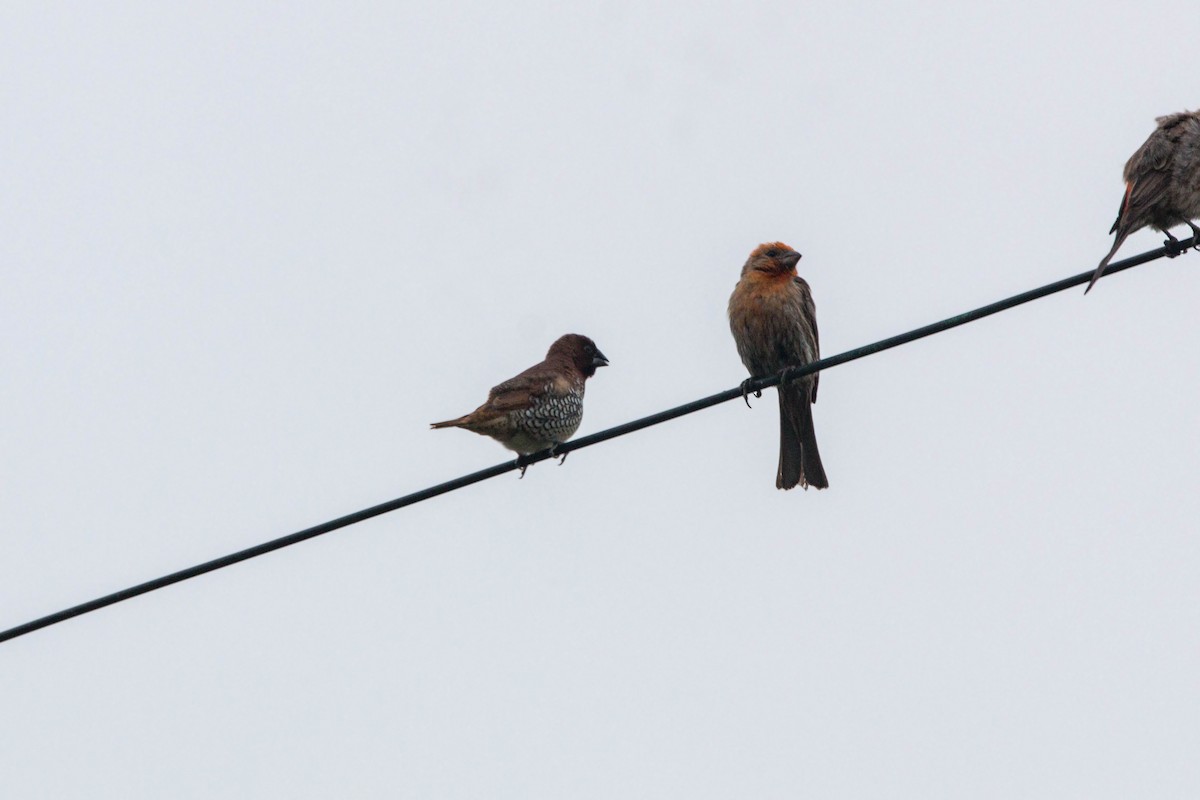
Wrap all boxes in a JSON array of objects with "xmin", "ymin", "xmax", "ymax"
[{"xmin": 1, "ymin": 239, "xmax": 1192, "ymax": 645}]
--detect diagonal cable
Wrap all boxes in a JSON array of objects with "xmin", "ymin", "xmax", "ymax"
[{"xmin": 0, "ymin": 239, "xmax": 1192, "ymax": 645}]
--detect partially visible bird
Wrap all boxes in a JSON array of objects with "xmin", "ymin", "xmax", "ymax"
[
  {"xmin": 728, "ymin": 242, "xmax": 828, "ymax": 490},
  {"xmin": 1088, "ymin": 110, "xmax": 1200, "ymax": 293},
  {"xmin": 431, "ymin": 333, "xmax": 608, "ymax": 475}
]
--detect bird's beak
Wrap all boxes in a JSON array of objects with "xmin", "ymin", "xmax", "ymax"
[
  {"xmin": 592, "ymin": 351, "xmax": 610, "ymax": 368},
  {"xmin": 783, "ymin": 251, "xmax": 802, "ymax": 267}
]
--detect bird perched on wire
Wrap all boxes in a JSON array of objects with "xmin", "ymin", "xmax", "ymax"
[
  {"xmin": 431, "ymin": 333, "xmax": 609, "ymax": 476},
  {"xmin": 1088, "ymin": 109, "xmax": 1200, "ymax": 293},
  {"xmin": 728, "ymin": 242, "xmax": 828, "ymax": 490}
]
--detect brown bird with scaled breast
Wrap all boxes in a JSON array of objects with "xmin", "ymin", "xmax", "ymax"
[
  {"xmin": 431, "ymin": 333, "xmax": 608, "ymax": 475},
  {"xmin": 728, "ymin": 242, "xmax": 828, "ymax": 490},
  {"xmin": 1088, "ymin": 110, "xmax": 1200, "ymax": 293}
]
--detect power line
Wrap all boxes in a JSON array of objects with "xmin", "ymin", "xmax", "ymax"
[{"xmin": 1, "ymin": 239, "xmax": 1193, "ymax": 645}]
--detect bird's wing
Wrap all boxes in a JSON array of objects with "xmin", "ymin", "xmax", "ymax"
[
  {"xmin": 794, "ymin": 276, "xmax": 820, "ymax": 403},
  {"xmin": 484, "ymin": 364, "xmax": 569, "ymax": 412},
  {"xmin": 1119, "ymin": 125, "xmax": 1176, "ymax": 229}
]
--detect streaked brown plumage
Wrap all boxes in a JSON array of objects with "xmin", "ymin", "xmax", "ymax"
[
  {"xmin": 431, "ymin": 334, "xmax": 608, "ymax": 474},
  {"xmin": 1088, "ymin": 110, "xmax": 1200, "ymax": 293},
  {"xmin": 728, "ymin": 242, "xmax": 828, "ymax": 490}
]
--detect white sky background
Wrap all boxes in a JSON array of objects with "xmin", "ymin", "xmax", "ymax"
[{"xmin": 2, "ymin": 1, "xmax": 1199, "ymax": 796}]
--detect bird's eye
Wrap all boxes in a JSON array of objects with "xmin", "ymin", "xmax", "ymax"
[{"xmin": 765, "ymin": 248, "xmax": 779, "ymax": 258}]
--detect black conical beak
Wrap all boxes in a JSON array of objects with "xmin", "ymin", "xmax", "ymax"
[
  {"xmin": 592, "ymin": 350, "xmax": 609, "ymax": 368},
  {"xmin": 782, "ymin": 251, "xmax": 802, "ymax": 268}
]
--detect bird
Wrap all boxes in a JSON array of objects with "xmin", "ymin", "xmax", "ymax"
[
  {"xmin": 728, "ymin": 242, "xmax": 828, "ymax": 490},
  {"xmin": 1088, "ymin": 110, "xmax": 1200, "ymax": 293},
  {"xmin": 431, "ymin": 333, "xmax": 608, "ymax": 476}
]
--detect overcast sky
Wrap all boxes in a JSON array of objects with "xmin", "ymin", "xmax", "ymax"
[{"xmin": 3, "ymin": 2, "xmax": 1199, "ymax": 797}]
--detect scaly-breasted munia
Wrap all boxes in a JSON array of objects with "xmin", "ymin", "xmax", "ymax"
[{"xmin": 431, "ymin": 333, "xmax": 608, "ymax": 474}]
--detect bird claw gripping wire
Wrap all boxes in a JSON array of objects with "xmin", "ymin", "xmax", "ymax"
[
  {"xmin": 515, "ymin": 446, "xmax": 567, "ymax": 477},
  {"xmin": 740, "ymin": 378, "xmax": 762, "ymax": 408},
  {"xmin": 549, "ymin": 443, "xmax": 568, "ymax": 466},
  {"xmin": 779, "ymin": 366, "xmax": 801, "ymax": 386},
  {"xmin": 1163, "ymin": 232, "xmax": 1187, "ymax": 257}
]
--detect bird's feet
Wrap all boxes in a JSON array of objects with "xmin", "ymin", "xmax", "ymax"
[
  {"xmin": 780, "ymin": 366, "xmax": 800, "ymax": 386},
  {"xmin": 1188, "ymin": 222, "xmax": 1200, "ymax": 251},
  {"xmin": 549, "ymin": 443, "xmax": 569, "ymax": 466},
  {"xmin": 516, "ymin": 453, "xmax": 532, "ymax": 479},
  {"xmin": 740, "ymin": 378, "xmax": 762, "ymax": 408},
  {"xmin": 1164, "ymin": 231, "xmax": 1185, "ymax": 257}
]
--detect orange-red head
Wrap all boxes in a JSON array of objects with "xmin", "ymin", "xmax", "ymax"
[{"xmin": 741, "ymin": 242, "xmax": 801, "ymax": 277}]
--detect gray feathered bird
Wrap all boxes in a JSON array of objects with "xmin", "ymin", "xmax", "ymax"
[{"xmin": 1088, "ymin": 110, "xmax": 1200, "ymax": 293}]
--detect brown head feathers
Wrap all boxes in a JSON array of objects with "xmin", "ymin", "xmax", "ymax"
[{"xmin": 546, "ymin": 333, "xmax": 609, "ymax": 378}]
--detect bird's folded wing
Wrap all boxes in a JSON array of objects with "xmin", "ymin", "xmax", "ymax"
[
  {"xmin": 794, "ymin": 276, "xmax": 820, "ymax": 403},
  {"xmin": 485, "ymin": 368, "xmax": 565, "ymax": 412},
  {"xmin": 1127, "ymin": 169, "xmax": 1171, "ymax": 215},
  {"xmin": 1124, "ymin": 129, "xmax": 1175, "ymax": 212}
]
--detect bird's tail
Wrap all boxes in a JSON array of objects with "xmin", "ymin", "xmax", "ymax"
[
  {"xmin": 430, "ymin": 415, "xmax": 469, "ymax": 430},
  {"xmin": 1086, "ymin": 228, "xmax": 1132, "ymax": 294},
  {"xmin": 777, "ymin": 383, "xmax": 828, "ymax": 491}
]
